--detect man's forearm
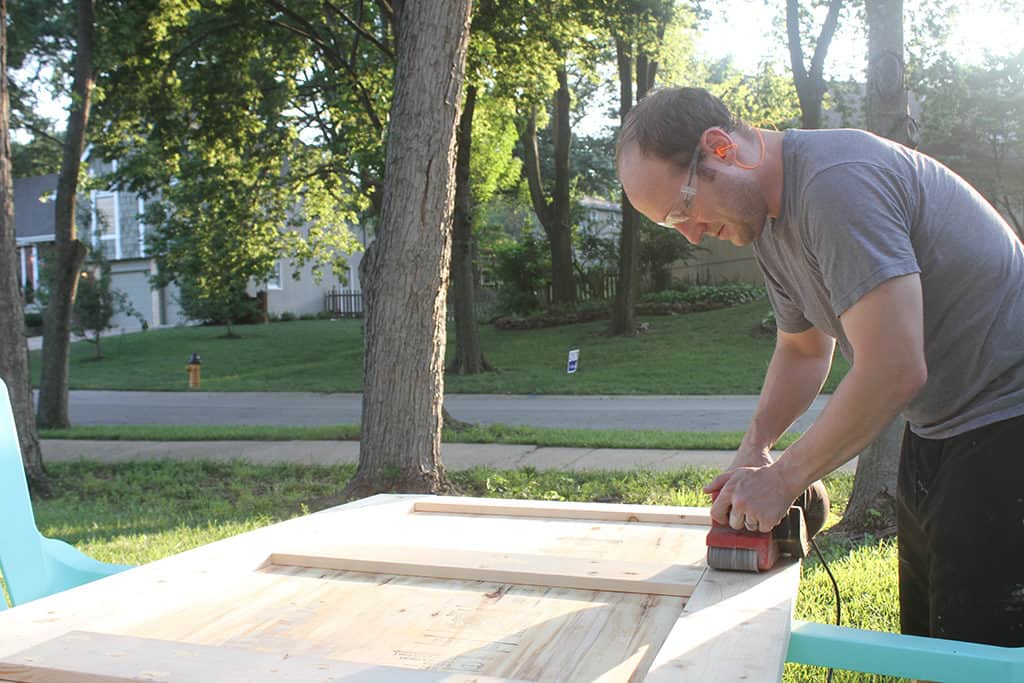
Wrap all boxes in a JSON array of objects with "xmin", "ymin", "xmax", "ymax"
[
  {"xmin": 775, "ymin": 358, "xmax": 923, "ymax": 495},
  {"xmin": 741, "ymin": 335, "xmax": 834, "ymax": 457},
  {"xmin": 711, "ymin": 276, "xmax": 927, "ymax": 532}
]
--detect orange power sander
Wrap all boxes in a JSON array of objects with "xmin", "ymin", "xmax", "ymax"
[{"xmin": 706, "ymin": 481, "xmax": 830, "ymax": 572}]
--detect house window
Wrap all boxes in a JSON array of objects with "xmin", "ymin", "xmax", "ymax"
[
  {"xmin": 266, "ymin": 261, "xmax": 283, "ymax": 290},
  {"xmin": 138, "ymin": 197, "xmax": 146, "ymax": 257},
  {"xmin": 91, "ymin": 191, "xmax": 120, "ymax": 259},
  {"xmin": 19, "ymin": 246, "xmax": 37, "ymax": 301},
  {"xmin": 93, "ymin": 194, "xmax": 116, "ymax": 236}
]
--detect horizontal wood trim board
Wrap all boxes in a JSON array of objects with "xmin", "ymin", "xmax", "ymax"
[
  {"xmin": 268, "ymin": 545, "xmax": 701, "ymax": 598},
  {"xmin": 412, "ymin": 498, "xmax": 711, "ymax": 526},
  {"xmin": 0, "ymin": 631, "xmax": 529, "ymax": 683}
]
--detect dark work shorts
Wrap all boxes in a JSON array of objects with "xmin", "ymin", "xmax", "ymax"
[{"xmin": 897, "ymin": 413, "xmax": 1024, "ymax": 646}]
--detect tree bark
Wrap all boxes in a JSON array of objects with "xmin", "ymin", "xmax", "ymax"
[
  {"xmin": 831, "ymin": 415, "xmax": 902, "ymax": 538},
  {"xmin": 447, "ymin": 84, "xmax": 491, "ymax": 375},
  {"xmin": 520, "ymin": 68, "xmax": 575, "ymax": 306},
  {"xmin": 548, "ymin": 68, "xmax": 573, "ymax": 305},
  {"xmin": 342, "ymin": 0, "xmax": 471, "ymax": 501},
  {"xmin": 611, "ymin": 38, "xmax": 638, "ymax": 335},
  {"xmin": 832, "ymin": 0, "xmax": 911, "ymax": 537},
  {"xmin": 785, "ymin": 0, "xmax": 843, "ymax": 129},
  {"xmin": 36, "ymin": 0, "xmax": 93, "ymax": 429},
  {"xmin": 864, "ymin": 0, "xmax": 918, "ymax": 149},
  {"xmin": 0, "ymin": 0, "xmax": 48, "ymax": 493},
  {"xmin": 611, "ymin": 36, "xmax": 659, "ymax": 336}
]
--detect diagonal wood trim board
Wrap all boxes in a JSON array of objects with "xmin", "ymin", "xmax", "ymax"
[
  {"xmin": 0, "ymin": 630, "xmax": 530, "ymax": 683},
  {"xmin": 645, "ymin": 559, "xmax": 802, "ymax": 682},
  {"xmin": 412, "ymin": 497, "xmax": 711, "ymax": 525},
  {"xmin": 267, "ymin": 544, "xmax": 703, "ymax": 597}
]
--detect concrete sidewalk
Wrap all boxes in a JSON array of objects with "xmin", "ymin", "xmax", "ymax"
[
  {"xmin": 41, "ymin": 440, "xmax": 858, "ymax": 473},
  {"xmin": 26, "ymin": 323, "xmax": 158, "ymax": 351}
]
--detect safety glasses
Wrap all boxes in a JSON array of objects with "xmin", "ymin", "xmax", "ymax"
[{"xmin": 655, "ymin": 143, "xmax": 701, "ymax": 229}]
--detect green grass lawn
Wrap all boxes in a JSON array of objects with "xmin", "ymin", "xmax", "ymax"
[
  {"xmin": 27, "ymin": 460, "xmax": 902, "ymax": 683},
  {"xmin": 18, "ymin": 300, "xmax": 905, "ymax": 681},
  {"xmin": 31, "ymin": 299, "xmax": 851, "ymax": 394},
  {"xmin": 40, "ymin": 423, "xmax": 804, "ymax": 450}
]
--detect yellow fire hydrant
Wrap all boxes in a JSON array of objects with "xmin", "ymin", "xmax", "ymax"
[{"xmin": 187, "ymin": 352, "xmax": 201, "ymax": 389}]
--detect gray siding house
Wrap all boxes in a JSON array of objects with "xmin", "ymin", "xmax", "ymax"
[
  {"xmin": 14, "ymin": 160, "xmax": 365, "ymax": 328},
  {"xmin": 15, "ymin": 167, "xmax": 186, "ymax": 330}
]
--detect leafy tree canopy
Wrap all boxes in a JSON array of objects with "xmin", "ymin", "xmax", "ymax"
[{"xmin": 91, "ymin": 0, "xmax": 381, "ymax": 313}]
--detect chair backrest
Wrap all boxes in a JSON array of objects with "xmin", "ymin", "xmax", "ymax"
[{"xmin": 0, "ymin": 378, "xmax": 50, "ymax": 606}]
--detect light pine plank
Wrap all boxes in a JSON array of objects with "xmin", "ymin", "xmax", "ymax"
[
  {"xmin": 361, "ymin": 505, "xmax": 711, "ymax": 571},
  {"xmin": 124, "ymin": 567, "xmax": 685, "ymax": 681},
  {"xmin": 0, "ymin": 631, "xmax": 529, "ymax": 683},
  {"xmin": 643, "ymin": 559, "xmax": 802, "ymax": 682},
  {"xmin": 412, "ymin": 498, "xmax": 711, "ymax": 526},
  {"xmin": 0, "ymin": 495, "xmax": 801, "ymax": 683},
  {"xmin": 268, "ymin": 544, "xmax": 702, "ymax": 597},
  {"xmin": 0, "ymin": 495, "xmax": 418, "ymax": 660}
]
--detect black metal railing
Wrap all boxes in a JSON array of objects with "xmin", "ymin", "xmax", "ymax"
[{"xmin": 324, "ymin": 288, "xmax": 364, "ymax": 317}]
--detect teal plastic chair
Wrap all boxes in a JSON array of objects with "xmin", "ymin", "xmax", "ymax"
[{"xmin": 0, "ymin": 379, "xmax": 130, "ymax": 608}]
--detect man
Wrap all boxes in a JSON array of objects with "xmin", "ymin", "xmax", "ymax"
[{"xmin": 616, "ymin": 86, "xmax": 1024, "ymax": 648}]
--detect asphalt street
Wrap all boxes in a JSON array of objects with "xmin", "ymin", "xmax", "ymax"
[{"xmin": 63, "ymin": 390, "xmax": 828, "ymax": 432}]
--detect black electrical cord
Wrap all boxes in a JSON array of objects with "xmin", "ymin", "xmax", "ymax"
[{"xmin": 809, "ymin": 536, "xmax": 842, "ymax": 683}]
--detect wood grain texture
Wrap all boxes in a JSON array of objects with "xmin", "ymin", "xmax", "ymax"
[
  {"xmin": 0, "ymin": 631, "xmax": 527, "ymax": 682},
  {"xmin": 0, "ymin": 494, "xmax": 799, "ymax": 683},
  {"xmin": 412, "ymin": 498, "xmax": 711, "ymax": 526},
  {"xmin": 644, "ymin": 559, "xmax": 801, "ymax": 682},
  {"xmin": 268, "ymin": 545, "xmax": 702, "ymax": 597},
  {"xmin": 92, "ymin": 566, "xmax": 686, "ymax": 682}
]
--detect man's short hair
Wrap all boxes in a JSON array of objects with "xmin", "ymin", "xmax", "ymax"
[{"xmin": 616, "ymin": 87, "xmax": 747, "ymax": 172}]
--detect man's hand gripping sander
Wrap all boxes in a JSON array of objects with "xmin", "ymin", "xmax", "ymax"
[{"xmin": 706, "ymin": 480, "xmax": 830, "ymax": 572}]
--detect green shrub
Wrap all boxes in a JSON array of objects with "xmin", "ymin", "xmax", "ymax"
[
  {"xmin": 491, "ymin": 234, "xmax": 550, "ymax": 317},
  {"xmin": 177, "ymin": 277, "xmax": 263, "ymax": 327},
  {"xmin": 72, "ymin": 248, "xmax": 146, "ymax": 358},
  {"xmin": 24, "ymin": 311, "xmax": 43, "ymax": 328},
  {"xmin": 494, "ymin": 300, "xmax": 611, "ymax": 330},
  {"xmin": 638, "ymin": 283, "xmax": 766, "ymax": 315},
  {"xmin": 491, "ymin": 284, "xmax": 766, "ymax": 331}
]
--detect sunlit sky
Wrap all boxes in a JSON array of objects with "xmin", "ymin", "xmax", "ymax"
[
  {"xmin": 576, "ymin": 0, "xmax": 1023, "ymax": 136},
  {"xmin": 18, "ymin": 1, "xmax": 1024, "ymax": 139},
  {"xmin": 697, "ymin": 0, "xmax": 1023, "ymax": 80}
]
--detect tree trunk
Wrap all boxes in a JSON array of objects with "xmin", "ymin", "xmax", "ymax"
[
  {"xmin": 786, "ymin": 0, "xmax": 843, "ymax": 129},
  {"xmin": 520, "ymin": 68, "xmax": 575, "ymax": 306},
  {"xmin": 611, "ymin": 37, "xmax": 658, "ymax": 336},
  {"xmin": 611, "ymin": 38, "xmax": 638, "ymax": 335},
  {"xmin": 831, "ymin": 415, "xmax": 902, "ymax": 538},
  {"xmin": 37, "ymin": 0, "xmax": 93, "ymax": 429},
  {"xmin": 342, "ymin": 0, "xmax": 471, "ymax": 501},
  {"xmin": 865, "ymin": 0, "xmax": 918, "ymax": 149},
  {"xmin": 548, "ymin": 68, "xmax": 574, "ymax": 305},
  {"xmin": 833, "ymin": 0, "xmax": 911, "ymax": 536},
  {"xmin": 447, "ymin": 84, "xmax": 491, "ymax": 375},
  {"xmin": 0, "ymin": 0, "xmax": 49, "ymax": 494}
]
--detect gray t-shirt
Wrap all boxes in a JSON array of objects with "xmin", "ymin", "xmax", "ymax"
[{"xmin": 753, "ymin": 128, "xmax": 1024, "ymax": 438}]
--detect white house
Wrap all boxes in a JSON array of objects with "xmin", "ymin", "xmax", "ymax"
[{"xmin": 14, "ymin": 159, "xmax": 365, "ymax": 328}]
